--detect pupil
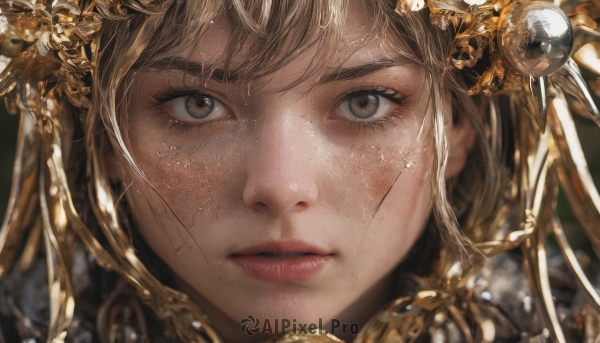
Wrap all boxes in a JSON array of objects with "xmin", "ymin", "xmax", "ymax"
[
  {"xmin": 196, "ymin": 98, "xmax": 209, "ymax": 108},
  {"xmin": 349, "ymin": 94, "xmax": 379, "ymax": 119},
  {"xmin": 185, "ymin": 95, "xmax": 214, "ymax": 119}
]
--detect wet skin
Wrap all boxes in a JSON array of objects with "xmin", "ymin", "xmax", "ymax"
[{"xmin": 121, "ymin": 4, "xmax": 474, "ymax": 342}]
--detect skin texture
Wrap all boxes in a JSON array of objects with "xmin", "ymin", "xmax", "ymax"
[{"xmin": 118, "ymin": 4, "xmax": 475, "ymax": 342}]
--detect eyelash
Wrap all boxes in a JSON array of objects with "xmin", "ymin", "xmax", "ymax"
[
  {"xmin": 152, "ymin": 86, "xmax": 221, "ymax": 134},
  {"xmin": 151, "ymin": 86, "xmax": 407, "ymax": 134},
  {"xmin": 334, "ymin": 87, "xmax": 407, "ymax": 133}
]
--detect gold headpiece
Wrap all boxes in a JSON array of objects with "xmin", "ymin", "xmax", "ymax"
[
  {"xmin": 1, "ymin": 0, "xmax": 600, "ymax": 342},
  {"xmin": 397, "ymin": 0, "xmax": 600, "ymax": 129}
]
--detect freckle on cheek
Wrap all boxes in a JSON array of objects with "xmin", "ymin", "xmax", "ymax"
[
  {"xmin": 342, "ymin": 144, "xmax": 409, "ymax": 210},
  {"xmin": 331, "ymin": 138, "xmax": 431, "ymax": 221},
  {"xmin": 137, "ymin": 146, "xmax": 230, "ymax": 228}
]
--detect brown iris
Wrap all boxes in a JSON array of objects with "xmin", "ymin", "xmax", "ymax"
[
  {"xmin": 348, "ymin": 94, "xmax": 379, "ymax": 119},
  {"xmin": 185, "ymin": 95, "xmax": 215, "ymax": 119}
]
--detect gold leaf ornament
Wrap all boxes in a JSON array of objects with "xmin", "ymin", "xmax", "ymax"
[
  {"xmin": 0, "ymin": 0, "xmax": 600, "ymax": 342},
  {"xmin": 396, "ymin": 0, "xmax": 426, "ymax": 14}
]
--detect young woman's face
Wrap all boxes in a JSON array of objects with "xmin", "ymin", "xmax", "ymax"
[{"xmin": 123, "ymin": 4, "xmax": 460, "ymax": 341}]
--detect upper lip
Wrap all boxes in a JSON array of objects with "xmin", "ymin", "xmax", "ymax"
[{"xmin": 230, "ymin": 240, "xmax": 332, "ymax": 257}]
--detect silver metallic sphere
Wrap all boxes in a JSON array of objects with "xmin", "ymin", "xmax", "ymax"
[{"xmin": 497, "ymin": 1, "xmax": 573, "ymax": 77}]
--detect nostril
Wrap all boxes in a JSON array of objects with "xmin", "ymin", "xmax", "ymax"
[
  {"xmin": 242, "ymin": 184, "xmax": 317, "ymax": 214},
  {"xmin": 256, "ymin": 202, "xmax": 268, "ymax": 209},
  {"xmin": 296, "ymin": 201, "xmax": 309, "ymax": 208}
]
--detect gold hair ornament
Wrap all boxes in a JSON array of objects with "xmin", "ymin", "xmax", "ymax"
[
  {"xmin": 0, "ymin": 0, "xmax": 600, "ymax": 343},
  {"xmin": 400, "ymin": 0, "xmax": 600, "ymax": 128}
]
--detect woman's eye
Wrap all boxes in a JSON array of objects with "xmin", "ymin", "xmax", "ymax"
[
  {"xmin": 169, "ymin": 94, "xmax": 228, "ymax": 122},
  {"xmin": 334, "ymin": 93, "xmax": 392, "ymax": 122}
]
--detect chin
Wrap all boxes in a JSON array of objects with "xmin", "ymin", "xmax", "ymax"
[{"xmin": 226, "ymin": 288, "xmax": 339, "ymax": 318}]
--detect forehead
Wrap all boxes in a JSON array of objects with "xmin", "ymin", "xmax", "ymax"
[{"xmin": 174, "ymin": 2, "xmax": 415, "ymax": 85}]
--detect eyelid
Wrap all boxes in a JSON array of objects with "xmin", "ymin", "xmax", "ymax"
[
  {"xmin": 153, "ymin": 87, "xmax": 217, "ymax": 105},
  {"xmin": 331, "ymin": 87, "xmax": 407, "ymax": 121},
  {"xmin": 334, "ymin": 87, "xmax": 406, "ymax": 110},
  {"xmin": 151, "ymin": 86, "xmax": 234, "ymax": 127}
]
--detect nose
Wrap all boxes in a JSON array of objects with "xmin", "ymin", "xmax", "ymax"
[{"xmin": 242, "ymin": 116, "xmax": 318, "ymax": 215}]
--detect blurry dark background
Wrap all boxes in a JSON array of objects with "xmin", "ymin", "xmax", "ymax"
[
  {"xmin": 0, "ymin": 102, "xmax": 19, "ymax": 221},
  {"xmin": 0, "ymin": 101, "xmax": 599, "ymax": 264}
]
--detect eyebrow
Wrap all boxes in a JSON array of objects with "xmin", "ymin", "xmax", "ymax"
[
  {"xmin": 146, "ymin": 58, "xmax": 238, "ymax": 82},
  {"xmin": 317, "ymin": 58, "xmax": 412, "ymax": 84},
  {"xmin": 146, "ymin": 57, "xmax": 412, "ymax": 85}
]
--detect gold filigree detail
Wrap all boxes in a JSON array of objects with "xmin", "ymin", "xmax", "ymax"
[{"xmin": 1, "ymin": 0, "xmax": 600, "ymax": 343}]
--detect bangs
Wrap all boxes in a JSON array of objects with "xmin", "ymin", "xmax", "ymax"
[
  {"xmin": 122, "ymin": 0, "xmax": 429, "ymax": 89},
  {"xmin": 93, "ymin": 0, "xmax": 478, "ymax": 261}
]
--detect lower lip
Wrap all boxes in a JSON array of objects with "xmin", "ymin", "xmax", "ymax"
[{"xmin": 231, "ymin": 255, "xmax": 331, "ymax": 282}]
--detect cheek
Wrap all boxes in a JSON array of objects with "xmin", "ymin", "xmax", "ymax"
[
  {"xmin": 356, "ymin": 144, "xmax": 409, "ymax": 201},
  {"xmin": 149, "ymin": 143, "xmax": 245, "ymax": 215},
  {"xmin": 327, "ymin": 136, "xmax": 428, "ymax": 220},
  {"xmin": 327, "ymin": 137, "xmax": 433, "ymax": 270},
  {"xmin": 125, "ymin": 136, "xmax": 243, "ymax": 259},
  {"xmin": 354, "ymin": 144, "xmax": 402, "ymax": 211},
  {"xmin": 139, "ymin": 146, "xmax": 224, "ymax": 220}
]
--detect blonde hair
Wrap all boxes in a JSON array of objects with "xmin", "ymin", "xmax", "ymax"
[
  {"xmin": 90, "ymin": 0, "xmax": 501, "ymax": 255},
  {"xmin": 69, "ymin": 0, "xmax": 504, "ymax": 340}
]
